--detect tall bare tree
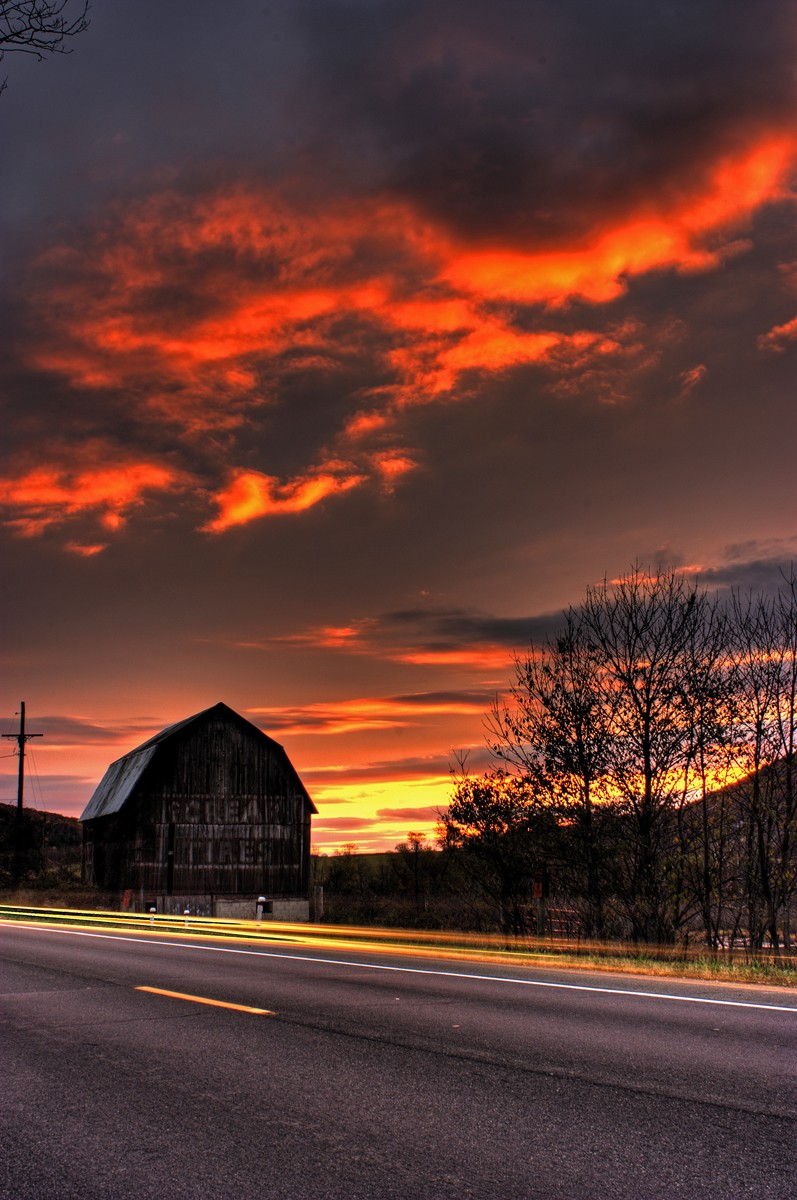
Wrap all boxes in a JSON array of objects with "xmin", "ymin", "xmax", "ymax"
[
  {"xmin": 487, "ymin": 607, "xmax": 614, "ymax": 935},
  {"xmin": 579, "ymin": 566, "xmax": 710, "ymax": 941},
  {"xmin": 444, "ymin": 564, "xmax": 793, "ymax": 947},
  {"xmin": 676, "ymin": 594, "xmax": 737, "ymax": 948},
  {"xmin": 729, "ymin": 570, "xmax": 797, "ymax": 952},
  {"xmin": 772, "ymin": 570, "xmax": 797, "ymax": 950}
]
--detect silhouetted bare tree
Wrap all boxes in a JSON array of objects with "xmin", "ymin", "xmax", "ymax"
[
  {"xmin": 487, "ymin": 607, "xmax": 615, "ymax": 935},
  {"xmin": 675, "ymin": 594, "xmax": 737, "ymax": 948},
  {"xmin": 441, "ymin": 564, "xmax": 796, "ymax": 947},
  {"xmin": 1, "ymin": 1, "xmax": 89, "ymax": 92},
  {"xmin": 729, "ymin": 570, "xmax": 797, "ymax": 952},
  {"xmin": 578, "ymin": 567, "xmax": 712, "ymax": 941}
]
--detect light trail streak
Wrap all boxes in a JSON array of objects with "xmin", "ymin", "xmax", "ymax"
[
  {"xmin": 4, "ymin": 905, "xmax": 792, "ymax": 969},
  {"xmin": 5, "ymin": 923, "xmax": 797, "ymax": 1014}
]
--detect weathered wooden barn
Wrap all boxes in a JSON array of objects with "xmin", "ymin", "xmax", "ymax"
[{"xmin": 80, "ymin": 702, "xmax": 316, "ymax": 917}]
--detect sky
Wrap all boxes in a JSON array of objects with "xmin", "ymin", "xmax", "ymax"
[{"xmin": 1, "ymin": 0, "xmax": 796, "ymax": 852}]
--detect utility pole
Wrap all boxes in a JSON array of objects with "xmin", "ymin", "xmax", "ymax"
[{"xmin": 3, "ymin": 702, "xmax": 43, "ymax": 813}]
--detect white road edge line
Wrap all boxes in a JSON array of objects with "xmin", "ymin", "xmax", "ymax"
[{"xmin": 4, "ymin": 921, "xmax": 797, "ymax": 1013}]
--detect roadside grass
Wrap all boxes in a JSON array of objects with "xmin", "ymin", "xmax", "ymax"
[
  {"xmin": 328, "ymin": 935, "xmax": 797, "ymax": 987},
  {"xmin": 517, "ymin": 947, "xmax": 797, "ymax": 987}
]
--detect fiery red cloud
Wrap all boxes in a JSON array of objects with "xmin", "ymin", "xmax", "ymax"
[
  {"xmin": 204, "ymin": 468, "xmax": 366, "ymax": 532},
  {"xmin": 395, "ymin": 646, "xmax": 515, "ymax": 669},
  {"xmin": 443, "ymin": 137, "xmax": 796, "ymax": 303},
  {"xmin": 0, "ymin": 448, "xmax": 184, "ymax": 542},
  {"xmin": 6, "ymin": 127, "xmax": 795, "ymax": 545}
]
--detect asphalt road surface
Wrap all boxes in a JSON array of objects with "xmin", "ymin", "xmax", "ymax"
[{"xmin": 2, "ymin": 922, "xmax": 796, "ymax": 1200}]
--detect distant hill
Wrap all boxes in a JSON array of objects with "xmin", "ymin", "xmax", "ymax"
[
  {"xmin": 704, "ymin": 759, "xmax": 794, "ymax": 812},
  {"xmin": 0, "ymin": 802, "xmax": 82, "ymax": 847},
  {"xmin": 0, "ymin": 804, "xmax": 82, "ymax": 886}
]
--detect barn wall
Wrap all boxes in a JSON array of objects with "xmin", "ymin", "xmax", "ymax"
[{"xmin": 83, "ymin": 713, "xmax": 311, "ymax": 897}]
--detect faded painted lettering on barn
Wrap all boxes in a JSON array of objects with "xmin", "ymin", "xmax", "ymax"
[{"xmin": 81, "ymin": 703, "xmax": 315, "ymax": 917}]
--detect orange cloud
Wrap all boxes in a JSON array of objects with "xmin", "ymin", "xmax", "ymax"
[
  {"xmin": 396, "ymin": 646, "xmax": 513, "ymax": 669},
  {"xmin": 249, "ymin": 693, "xmax": 488, "ymax": 736},
  {"xmin": 35, "ymin": 132, "xmax": 793, "ymax": 426},
  {"xmin": 308, "ymin": 775, "xmax": 456, "ymax": 852},
  {"xmin": 203, "ymin": 467, "xmax": 366, "ymax": 532},
  {"xmin": 758, "ymin": 314, "xmax": 797, "ymax": 352},
  {"xmin": 18, "ymin": 127, "xmax": 797, "ymax": 537},
  {"xmin": 234, "ymin": 612, "xmax": 517, "ymax": 675},
  {"xmin": 64, "ymin": 541, "xmax": 109, "ymax": 557},
  {"xmin": 682, "ymin": 137, "xmax": 796, "ymax": 232},
  {"xmin": 386, "ymin": 314, "xmax": 568, "ymax": 398},
  {"xmin": 0, "ymin": 453, "xmax": 183, "ymax": 537},
  {"xmin": 442, "ymin": 135, "xmax": 797, "ymax": 305},
  {"xmin": 371, "ymin": 451, "xmax": 418, "ymax": 488},
  {"xmin": 310, "ymin": 624, "xmax": 372, "ymax": 649},
  {"xmin": 345, "ymin": 411, "xmax": 391, "ymax": 439},
  {"xmin": 252, "ymin": 619, "xmax": 377, "ymax": 652}
]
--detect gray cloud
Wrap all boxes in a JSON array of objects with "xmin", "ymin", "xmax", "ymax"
[
  {"xmin": 696, "ymin": 553, "xmax": 797, "ymax": 595},
  {"xmin": 1, "ymin": 714, "xmax": 158, "ymax": 745},
  {"xmin": 378, "ymin": 607, "xmax": 564, "ymax": 653}
]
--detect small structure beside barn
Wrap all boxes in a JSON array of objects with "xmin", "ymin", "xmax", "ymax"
[{"xmin": 80, "ymin": 702, "xmax": 316, "ymax": 919}]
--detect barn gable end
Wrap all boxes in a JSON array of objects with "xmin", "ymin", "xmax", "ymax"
[{"xmin": 80, "ymin": 702, "xmax": 315, "ymax": 911}]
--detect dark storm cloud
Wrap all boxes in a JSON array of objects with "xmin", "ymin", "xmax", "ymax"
[
  {"xmin": 293, "ymin": 0, "xmax": 797, "ymax": 242},
  {"xmin": 6, "ymin": 1, "xmax": 793, "ymax": 244},
  {"xmin": 383, "ymin": 607, "xmax": 562, "ymax": 647}
]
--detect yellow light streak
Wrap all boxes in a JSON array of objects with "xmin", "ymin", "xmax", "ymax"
[
  {"xmin": 135, "ymin": 985, "xmax": 274, "ymax": 1014},
  {"xmin": 4, "ymin": 907, "xmax": 794, "ymax": 970}
]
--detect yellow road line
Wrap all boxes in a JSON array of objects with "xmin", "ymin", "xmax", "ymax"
[{"xmin": 135, "ymin": 985, "xmax": 274, "ymax": 1015}]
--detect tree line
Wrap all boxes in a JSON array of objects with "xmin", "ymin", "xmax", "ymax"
[{"xmin": 441, "ymin": 566, "xmax": 797, "ymax": 950}]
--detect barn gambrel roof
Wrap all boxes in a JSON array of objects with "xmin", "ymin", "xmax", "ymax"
[{"xmin": 80, "ymin": 702, "xmax": 316, "ymax": 822}]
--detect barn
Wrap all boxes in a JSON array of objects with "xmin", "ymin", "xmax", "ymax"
[{"xmin": 80, "ymin": 702, "xmax": 316, "ymax": 919}]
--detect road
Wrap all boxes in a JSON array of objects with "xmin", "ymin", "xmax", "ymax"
[{"xmin": 2, "ymin": 922, "xmax": 796, "ymax": 1200}]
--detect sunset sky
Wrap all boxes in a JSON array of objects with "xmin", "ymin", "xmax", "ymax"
[{"xmin": 2, "ymin": 0, "xmax": 796, "ymax": 851}]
